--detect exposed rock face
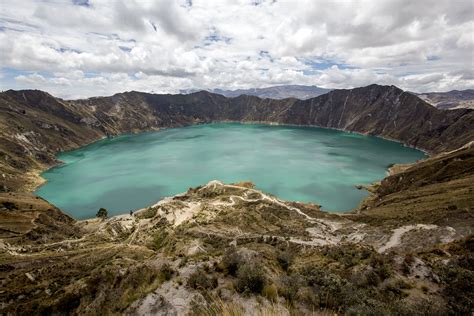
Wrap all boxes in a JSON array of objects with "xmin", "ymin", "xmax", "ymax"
[
  {"xmin": 1, "ymin": 84, "xmax": 473, "ymax": 192},
  {"xmin": 416, "ymin": 89, "xmax": 474, "ymax": 110}
]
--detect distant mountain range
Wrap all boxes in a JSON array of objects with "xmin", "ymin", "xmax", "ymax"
[
  {"xmin": 415, "ymin": 89, "xmax": 474, "ymax": 110},
  {"xmin": 181, "ymin": 85, "xmax": 331, "ymax": 100}
]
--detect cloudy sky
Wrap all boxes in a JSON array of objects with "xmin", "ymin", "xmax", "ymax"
[{"xmin": 0, "ymin": 0, "xmax": 473, "ymax": 98}]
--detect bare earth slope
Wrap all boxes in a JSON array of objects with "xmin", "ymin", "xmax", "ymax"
[{"xmin": 1, "ymin": 84, "xmax": 473, "ymax": 191}]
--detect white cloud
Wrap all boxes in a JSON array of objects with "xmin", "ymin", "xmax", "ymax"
[
  {"xmin": 15, "ymin": 73, "xmax": 48, "ymax": 85},
  {"xmin": 0, "ymin": 0, "xmax": 472, "ymax": 98}
]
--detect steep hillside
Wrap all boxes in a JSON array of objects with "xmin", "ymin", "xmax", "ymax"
[
  {"xmin": 0, "ymin": 193, "xmax": 81, "ymax": 245},
  {"xmin": 353, "ymin": 142, "xmax": 474, "ymax": 238},
  {"xmin": 0, "ymin": 84, "xmax": 473, "ymax": 192},
  {"xmin": 0, "ymin": 90, "xmax": 105, "ymax": 191}
]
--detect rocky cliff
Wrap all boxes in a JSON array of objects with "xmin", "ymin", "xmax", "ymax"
[{"xmin": 1, "ymin": 84, "xmax": 473, "ymax": 192}]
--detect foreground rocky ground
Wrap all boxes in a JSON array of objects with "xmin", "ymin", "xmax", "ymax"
[{"xmin": 1, "ymin": 142, "xmax": 473, "ymax": 315}]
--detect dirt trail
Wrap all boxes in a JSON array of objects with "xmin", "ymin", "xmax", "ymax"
[{"xmin": 378, "ymin": 224, "xmax": 438, "ymax": 253}]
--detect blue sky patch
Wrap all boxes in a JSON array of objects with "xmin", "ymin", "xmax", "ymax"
[
  {"xmin": 119, "ymin": 46, "xmax": 132, "ymax": 52},
  {"xmin": 72, "ymin": 0, "xmax": 90, "ymax": 7}
]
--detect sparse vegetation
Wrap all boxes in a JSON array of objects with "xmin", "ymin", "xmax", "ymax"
[
  {"xmin": 278, "ymin": 274, "xmax": 301, "ymax": 303},
  {"xmin": 138, "ymin": 207, "xmax": 157, "ymax": 219},
  {"xmin": 1, "ymin": 177, "xmax": 472, "ymax": 315},
  {"xmin": 190, "ymin": 294, "xmax": 245, "ymax": 316},
  {"xmin": 158, "ymin": 263, "xmax": 175, "ymax": 282},
  {"xmin": 277, "ymin": 249, "xmax": 293, "ymax": 271},
  {"xmin": 187, "ymin": 268, "xmax": 218, "ymax": 290},
  {"xmin": 152, "ymin": 230, "xmax": 169, "ymax": 251},
  {"xmin": 235, "ymin": 262, "xmax": 266, "ymax": 294},
  {"xmin": 220, "ymin": 248, "xmax": 244, "ymax": 276},
  {"xmin": 262, "ymin": 283, "xmax": 278, "ymax": 302}
]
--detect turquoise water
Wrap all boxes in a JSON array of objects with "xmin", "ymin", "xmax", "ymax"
[{"xmin": 36, "ymin": 123, "xmax": 426, "ymax": 219}]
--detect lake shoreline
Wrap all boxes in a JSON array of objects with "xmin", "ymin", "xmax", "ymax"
[{"xmin": 35, "ymin": 122, "xmax": 426, "ymax": 220}]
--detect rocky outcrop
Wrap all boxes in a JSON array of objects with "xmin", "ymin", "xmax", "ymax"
[{"xmin": 0, "ymin": 84, "xmax": 473, "ymax": 191}]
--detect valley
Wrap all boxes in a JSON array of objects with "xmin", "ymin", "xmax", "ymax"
[{"xmin": 1, "ymin": 0, "xmax": 473, "ymax": 314}]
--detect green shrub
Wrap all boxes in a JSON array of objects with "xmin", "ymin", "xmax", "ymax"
[
  {"xmin": 221, "ymin": 248, "xmax": 244, "ymax": 276},
  {"xmin": 278, "ymin": 274, "xmax": 302, "ymax": 303},
  {"xmin": 235, "ymin": 263, "xmax": 266, "ymax": 294},
  {"xmin": 158, "ymin": 263, "xmax": 175, "ymax": 282},
  {"xmin": 299, "ymin": 265, "xmax": 357, "ymax": 310},
  {"xmin": 139, "ymin": 207, "xmax": 157, "ymax": 219},
  {"xmin": 420, "ymin": 285, "xmax": 429, "ymax": 293},
  {"xmin": 440, "ymin": 265, "xmax": 474, "ymax": 314},
  {"xmin": 389, "ymin": 297, "xmax": 447, "ymax": 316},
  {"xmin": 262, "ymin": 284, "xmax": 278, "ymax": 302},
  {"xmin": 152, "ymin": 230, "xmax": 169, "ymax": 251},
  {"xmin": 345, "ymin": 300, "xmax": 389, "ymax": 316},
  {"xmin": 324, "ymin": 244, "xmax": 372, "ymax": 268},
  {"xmin": 369, "ymin": 253, "xmax": 392, "ymax": 280},
  {"xmin": 350, "ymin": 266, "xmax": 380, "ymax": 287},
  {"xmin": 277, "ymin": 250, "xmax": 293, "ymax": 271},
  {"xmin": 401, "ymin": 253, "xmax": 415, "ymax": 275},
  {"xmin": 178, "ymin": 256, "xmax": 188, "ymax": 268},
  {"xmin": 187, "ymin": 269, "xmax": 218, "ymax": 290},
  {"xmin": 382, "ymin": 278, "xmax": 411, "ymax": 295}
]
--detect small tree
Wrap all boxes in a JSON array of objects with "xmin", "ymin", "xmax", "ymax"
[{"xmin": 96, "ymin": 207, "xmax": 108, "ymax": 219}]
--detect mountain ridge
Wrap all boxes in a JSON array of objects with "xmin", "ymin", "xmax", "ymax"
[
  {"xmin": 415, "ymin": 89, "xmax": 474, "ymax": 110},
  {"xmin": 0, "ymin": 84, "xmax": 473, "ymax": 192}
]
